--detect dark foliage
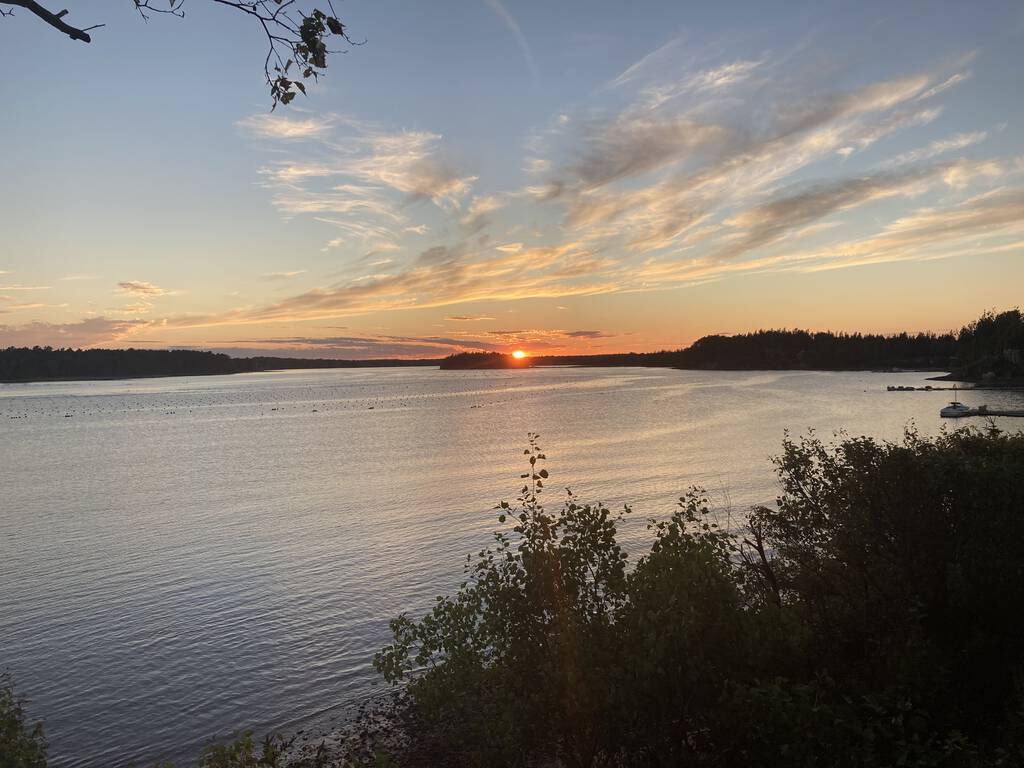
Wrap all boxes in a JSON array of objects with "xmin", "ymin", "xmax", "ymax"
[
  {"xmin": 0, "ymin": 1, "xmax": 358, "ymax": 108},
  {"xmin": 0, "ymin": 674, "xmax": 47, "ymax": 768},
  {"xmin": 957, "ymin": 310, "xmax": 1024, "ymax": 381},
  {"xmin": 676, "ymin": 327, "xmax": 958, "ymax": 371},
  {"xmin": 441, "ymin": 330, "xmax": 957, "ymax": 372},
  {"xmin": 374, "ymin": 427, "xmax": 1024, "ymax": 766},
  {"xmin": 441, "ymin": 309, "xmax": 1024, "ymax": 380}
]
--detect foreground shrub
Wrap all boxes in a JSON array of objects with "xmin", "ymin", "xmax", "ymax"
[
  {"xmin": 375, "ymin": 434, "xmax": 632, "ymax": 766},
  {"xmin": 0, "ymin": 674, "xmax": 47, "ymax": 768},
  {"xmin": 749, "ymin": 427, "xmax": 1024, "ymax": 737},
  {"xmin": 375, "ymin": 427, "xmax": 1024, "ymax": 766}
]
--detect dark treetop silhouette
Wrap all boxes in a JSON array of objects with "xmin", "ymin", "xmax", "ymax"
[
  {"xmin": 0, "ymin": 0, "xmax": 356, "ymax": 107},
  {"xmin": 441, "ymin": 309, "xmax": 1024, "ymax": 383},
  {"xmin": 366, "ymin": 427, "xmax": 1024, "ymax": 767}
]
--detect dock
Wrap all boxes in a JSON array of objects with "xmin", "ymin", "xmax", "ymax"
[
  {"xmin": 887, "ymin": 385, "xmax": 961, "ymax": 391},
  {"xmin": 949, "ymin": 406, "xmax": 1024, "ymax": 418}
]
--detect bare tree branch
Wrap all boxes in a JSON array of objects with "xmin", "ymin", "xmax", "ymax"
[
  {"xmin": 1, "ymin": 0, "xmax": 99, "ymax": 42},
  {"xmin": 0, "ymin": 0, "xmax": 361, "ymax": 107}
]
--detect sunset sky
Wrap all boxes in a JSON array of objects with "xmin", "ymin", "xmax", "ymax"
[{"xmin": 1, "ymin": 0, "xmax": 1022, "ymax": 358}]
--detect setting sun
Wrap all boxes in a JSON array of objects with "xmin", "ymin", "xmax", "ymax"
[{"xmin": 511, "ymin": 350, "xmax": 527, "ymax": 359}]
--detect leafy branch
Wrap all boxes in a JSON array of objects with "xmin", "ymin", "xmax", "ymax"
[{"xmin": 0, "ymin": 0, "xmax": 360, "ymax": 107}]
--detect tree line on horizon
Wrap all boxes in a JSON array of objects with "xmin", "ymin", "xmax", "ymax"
[
  {"xmin": 442, "ymin": 309, "xmax": 1024, "ymax": 380},
  {"xmin": 0, "ymin": 347, "xmax": 437, "ymax": 382},
  {"xmin": 2, "ymin": 309, "xmax": 1021, "ymax": 382}
]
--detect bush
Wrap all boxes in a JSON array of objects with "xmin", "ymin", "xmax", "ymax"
[
  {"xmin": 375, "ymin": 427, "xmax": 1024, "ymax": 766},
  {"xmin": 749, "ymin": 427, "xmax": 1024, "ymax": 731},
  {"xmin": 0, "ymin": 674, "xmax": 47, "ymax": 768}
]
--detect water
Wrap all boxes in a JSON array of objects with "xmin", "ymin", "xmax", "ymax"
[{"xmin": 2, "ymin": 367, "xmax": 1021, "ymax": 767}]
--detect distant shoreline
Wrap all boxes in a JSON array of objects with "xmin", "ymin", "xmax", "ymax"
[
  {"xmin": 0, "ymin": 364, "xmax": 441, "ymax": 385},
  {"xmin": 0, "ymin": 365, "xmax": 978, "ymax": 386},
  {"xmin": 5, "ymin": 311, "xmax": 1021, "ymax": 384},
  {"xmin": 0, "ymin": 348, "xmax": 442, "ymax": 384}
]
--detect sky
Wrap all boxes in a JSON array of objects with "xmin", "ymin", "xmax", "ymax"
[{"xmin": 1, "ymin": 0, "xmax": 1022, "ymax": 358}]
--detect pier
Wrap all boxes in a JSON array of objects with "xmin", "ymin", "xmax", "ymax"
[
  {"xmin": 948, "ymin": 406, "xmax": 1024, "ymax": 418},
  {"xmin": 887, "ymin": 385, "xmax": 956, "ymax": 391}
]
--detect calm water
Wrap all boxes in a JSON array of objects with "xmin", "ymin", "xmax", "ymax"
[{"xmin": 2, "ymin": 367, "xmax": 1022, "ymax": 766}]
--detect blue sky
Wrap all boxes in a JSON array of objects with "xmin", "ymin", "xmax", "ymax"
[{"xmin": 1, "ymin": 0, "xmax": 1022, "ymax": 357}]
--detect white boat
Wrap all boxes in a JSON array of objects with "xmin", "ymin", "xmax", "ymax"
[
  {"xmin": 941, "ymin": 402, "xmax": 971, "ymax": 417},
  {"xmin": 940, "ymin": 386, "xmax": 971, "ymax": 418}
]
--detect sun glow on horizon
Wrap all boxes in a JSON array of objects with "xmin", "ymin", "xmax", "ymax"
[{"xmin": 511, "ymin": 350, "xmax": 527, "ymax": 359}]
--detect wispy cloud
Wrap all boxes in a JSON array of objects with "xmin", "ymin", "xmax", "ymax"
[
  {"xmin": 609, "ymin": 37, "xmax": 683, "ymax": 89},
  {"xmin": 884, "ymin": 131, "xmax": 988, "ymax": 167},
  {"xmin": 243, "ymin": 115, "xmax": 478, "ymax": 253},
  {"xmin": 204, "ymin": 334, "xmax": 492, "ymax": 359},
  {"xmin": 54, "ymin": 40, "xmax": 1005, "ymax": 350},
  {"xmin": 480, "ymin": 327, "xmax": 616, "ymax": 348},
  {"xmin": 710, "ymin": 161, "xmax": 975, "ymax": 262},
  {"xmin": 2, "ymin": 302, "xmax": 67, "ymax": 311},
  {"xmin": 790, "ymin": 186, "xmax": 1024, "ymax": 272},
  {"xmin": 261, "ymin": 270, "xmax": 307, "ymax": 280},
  {"xmin": 639, "ymin": 58, "xmax": 763, "ymax": 108},
  {"xmin": 509, "ymin": 43, "xmax": 1017, "ymax": 286},
  {"xmin": 197, "ymin": 328, "xmax": 610, "ymax": 359},
  {"xmin": 140, "ymin": 240, "xmax": 621, "ymax": 337},
  {"xmin": 0, "ymin": 317, "xmax": 150, "ymax": 348},
  {"xmin": 237, "ymin": 113, "xmax": 336, "ymax": 140},
  {"xmin": 916, "ymin": 71, "xmax": 971, "ymax": 102},
  {"xmin": 461, "ymin": 195, "xmax": 506, "ymax": 232},
  {"xmin": 105, "ymin": 302, "xmax": 154, "ymax": 316},
  {"xmin": 177, "ymin": 48, "xmax": 1018, "ymax": 334},
  {"xmin": 182, "ymin": 325, "xmax": 613, "ymax": 359},
  {"xmin": 484, "ymin": 0, "xmax": 538, "ymax": 77},
  {"xmin": 118, "ymin": 280, "xmax": 167, "ymax": 297}
]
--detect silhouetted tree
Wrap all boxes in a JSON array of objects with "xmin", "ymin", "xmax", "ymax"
[
  {"xmin": 373, "ymin": 428, "xmax": 1024, "ymax": 766},
  {"xmin": 440, "ymin": 329, "xmax": 961, "ymax": 372},
  {"xmin": 957, "ymin": 309, "xmax": 1024, "ymax": 380},
  {"xmin": 0, "ymin": 0, "xmax": 357, "ymax": 107},
  {"xmin": 5, "ymin": 309, "xmax": 1020, "ymax": 382}
]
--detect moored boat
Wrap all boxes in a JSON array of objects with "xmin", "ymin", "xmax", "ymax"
[{"xmin": 940, "ymin": 386, "xmax": 971, "ymax": 418}]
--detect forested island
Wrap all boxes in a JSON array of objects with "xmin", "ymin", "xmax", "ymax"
[
  {"xmin": 0, "ymin": 347, "xmax": 438, "ymax": 383},
  {"xmin": 440, "ymin": 329, "xmax": 958, "ymax": 372},
  {"xmin": 442, "ymin": 309, "xmax": 1024, "ymax": 384}
]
